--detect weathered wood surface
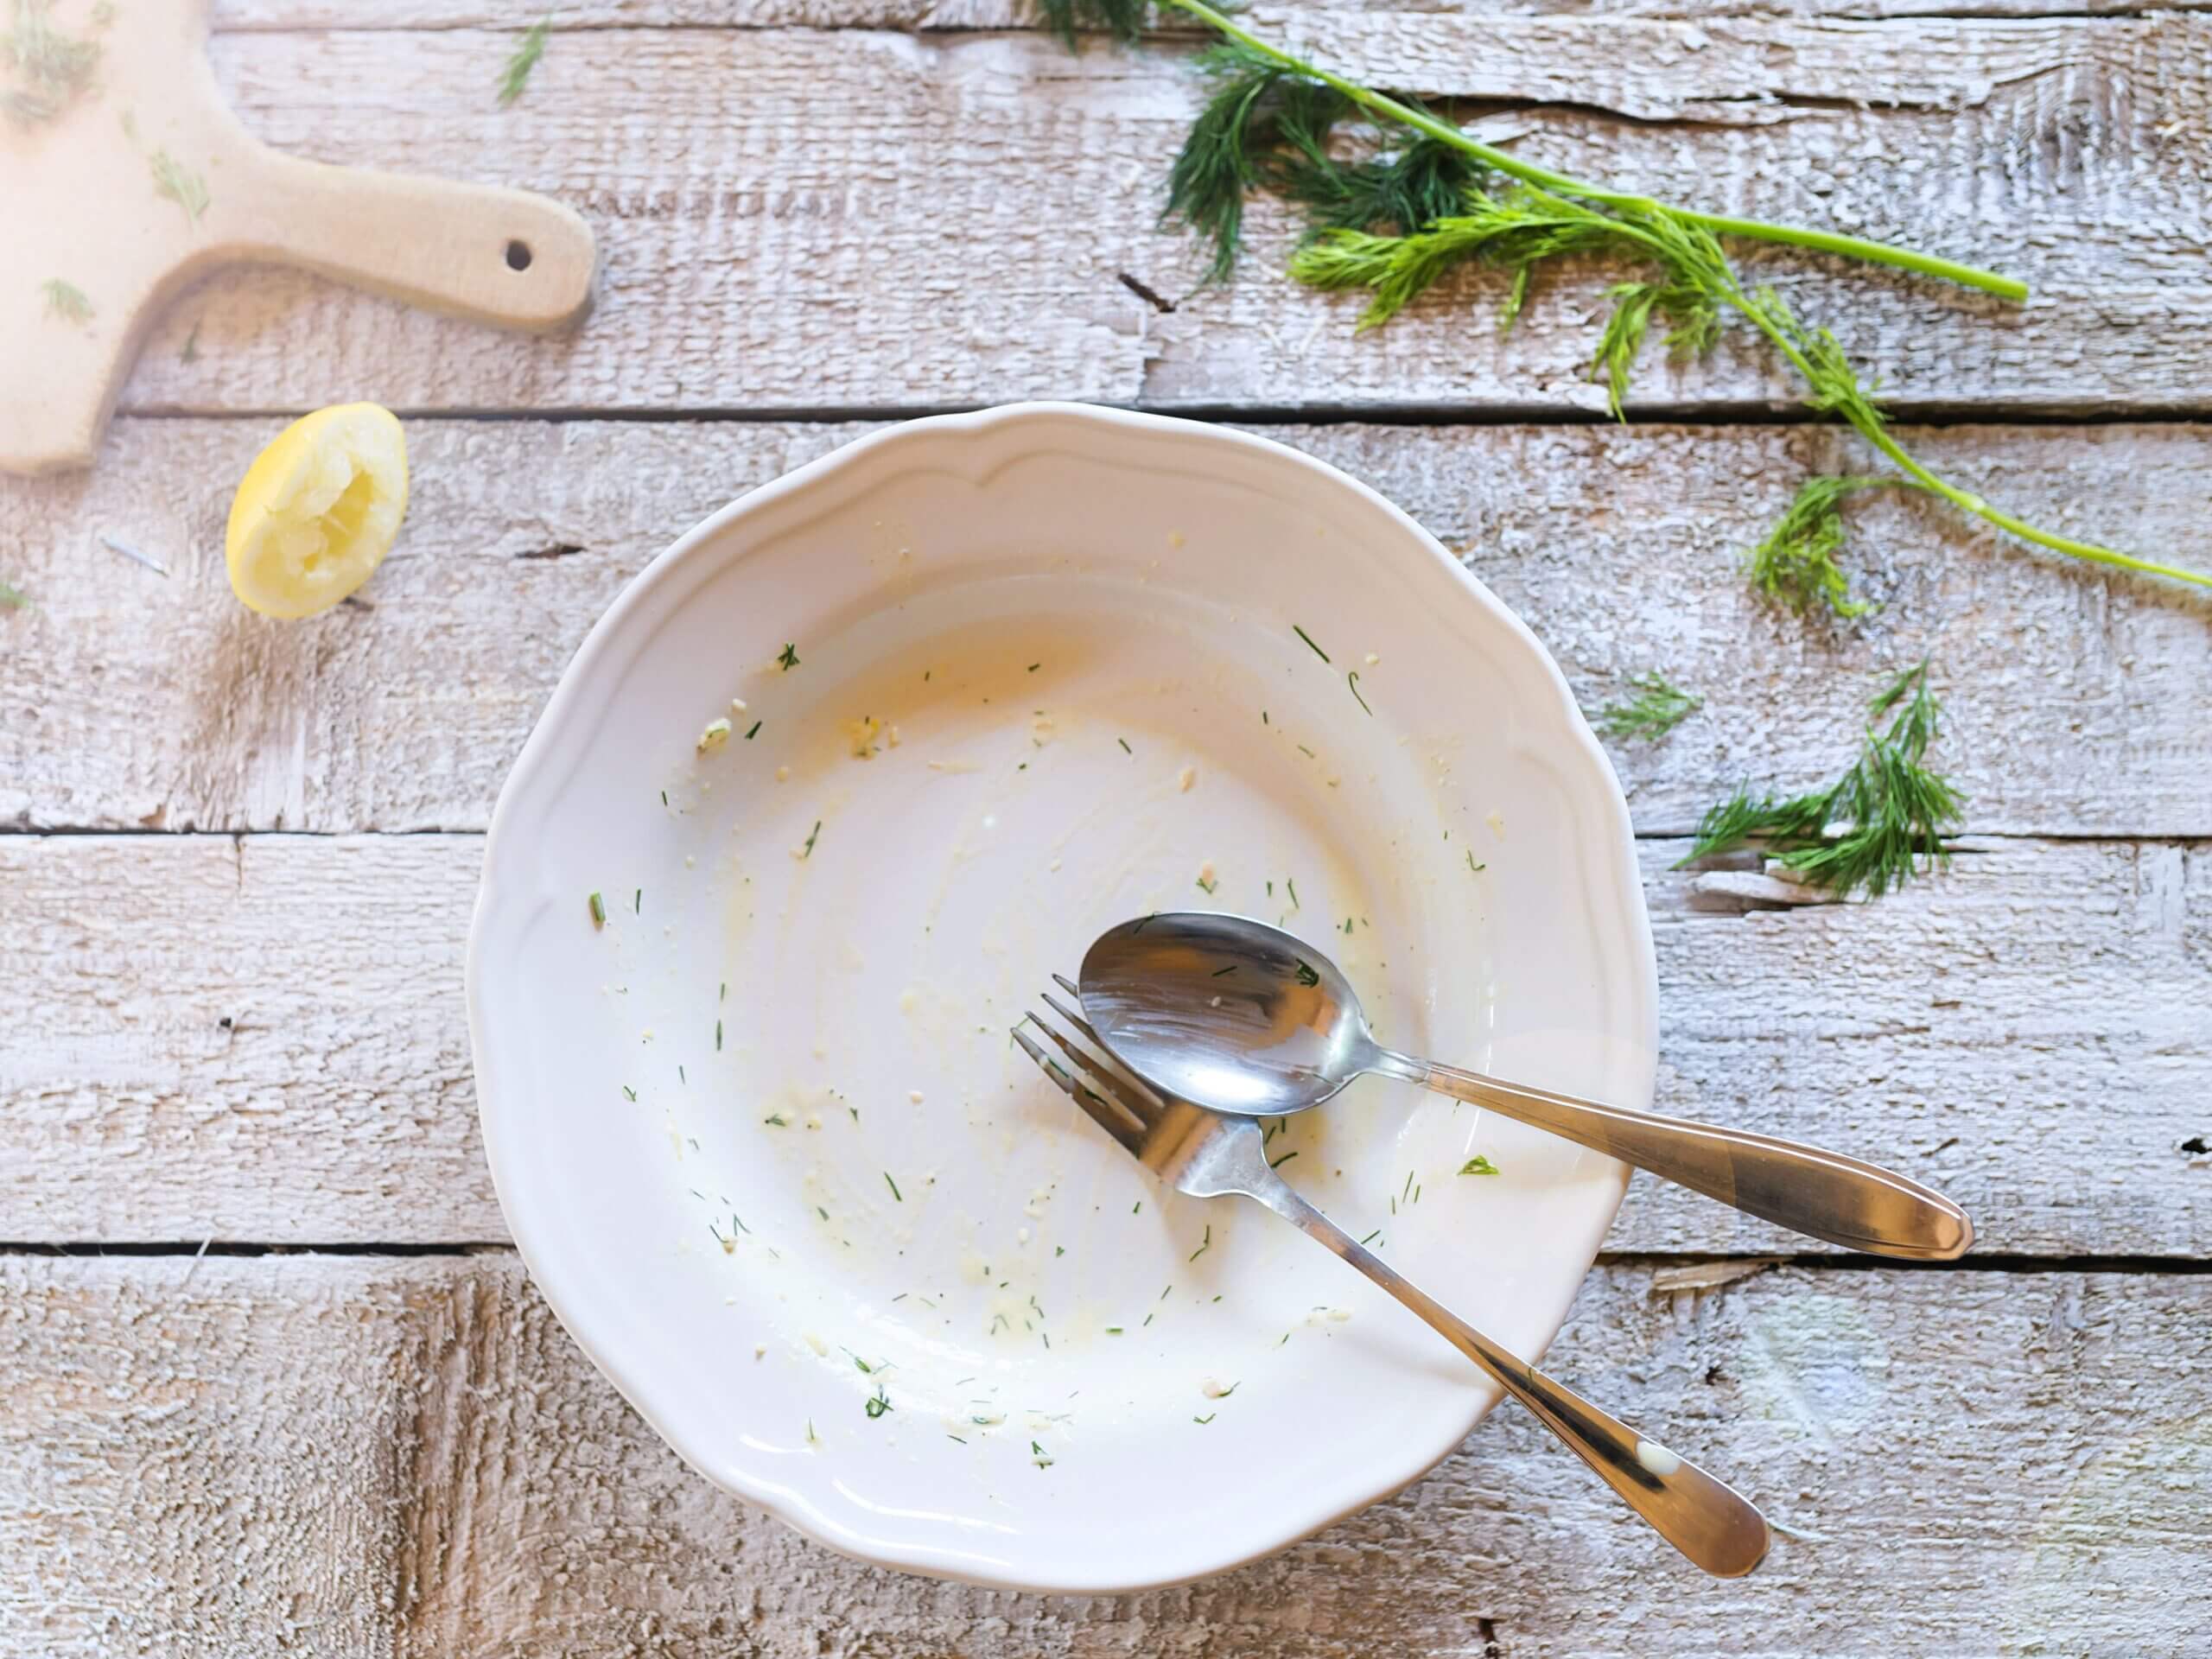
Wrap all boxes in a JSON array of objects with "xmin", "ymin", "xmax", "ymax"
[
  {"xmin": 3, "ymin": 1252, "xmax": 2204, "ymax": 1657},
  {"xmin": 212, "ymin": 0, "xmax": 2212, "ymax": 29},
  {"xmin": 6, "ymin": 418, "xmax": 2208, "ymax": 836},
  {"xmin": 99, "ymin": 17, "xmax": 2212, "ymax": 416},
  {"xmin": 8, "ymin": 831, "xmax": 2204, "ymax": 1255}
]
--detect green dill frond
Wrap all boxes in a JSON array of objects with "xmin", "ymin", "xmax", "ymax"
[
  {"xmin": 1745, "ymin": 475, "xmax": 1899, "ymax": 620},
  {"xmin": 40, "ymin": 277, "xmax": 91, "ymax": 322},
  {"xmin": 1167, "ymin": 43, "xmax": 1348, "ymax": 280},
  {"xmin": 1596, "ymin": 672, "xmax": 1701, "ymax": 741},
  {"xmin": 1039, "ymin": 0, "xmax": 1152, "ymax": 48},
  {"xmin": 497, "ymin": 16, "xmax": 550, "ymax": 107},
  {"xmin": 1278, "ymin": 130, "xmax": 1484, "ymax": 238},
  {"xmin": 1681, "ymin": 661, "xmax": 1962, "ymax": 899},
  {"xmin": 150, "ymin": 149, "xmax": 210, "ymax": 226}
]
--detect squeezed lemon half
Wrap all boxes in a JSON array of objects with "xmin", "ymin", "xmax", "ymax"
[{"xmin": 226, "ymin": 404, "xmax": 409, "ymax": 618}]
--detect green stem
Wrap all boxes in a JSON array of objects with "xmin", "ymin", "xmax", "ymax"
[
  {"xmin": 1160, "ymin": 0, "xmax": 2030, "ymax": 302},
  {"xmin": 1728, "ymin": 296, "xmax": 2212, "ymax": 590}
]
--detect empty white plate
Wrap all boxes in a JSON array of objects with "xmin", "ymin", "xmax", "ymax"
[{"xmin": 467, "ymin": 403, "xmax": 1655, "ymax": 1592}]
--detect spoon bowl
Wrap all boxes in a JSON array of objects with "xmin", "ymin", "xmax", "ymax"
[{"xmin": 1078, "ymin": 911, "xmax": 1387, "ymax": 1116}]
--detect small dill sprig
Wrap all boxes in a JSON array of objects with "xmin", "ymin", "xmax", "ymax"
[
  {"xmin": 1681, "ymin": 662, "xmax": 1963, "ymax": 899},
  {"xmin": 40, "ymin": 277, "xmax": 92, "ymax": 322},
  {"xmin": 151, "ymin": 149, "xmax": 210, "ymax": 226},
  {"xmin": 1597, "ymin": 673, "xmax": 1700, "ymax": 741},
  {"xmin": 498, "ymin": 16, "xmax": 549, "ymax": 107},
  {"xmin": 1745, "ymin": 476, "xmax": 1897, "ymax": 619},
  {"xmin": 1164, "ymin": 43, "xmax": 1350, "ymax": 280}
]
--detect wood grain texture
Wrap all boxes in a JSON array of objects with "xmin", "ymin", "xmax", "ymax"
[
  {"xmin": 210, "ymin": 0, "xmax": 2212, "ymax": 29},
  {"xmin": 4, "ymin": 1252, "xmax": 2206, "ymax": 1656},
  {"xmin": 4, "ymin": 418, "xmax": 2207, "ymax": 836},
  {"xmin": 100, "ymin": 17, "xmax": 2212, "ymax": 416},
  {"xmin": 7, "ymin": 831, "xmax": 2205, "ymax": 1254}
]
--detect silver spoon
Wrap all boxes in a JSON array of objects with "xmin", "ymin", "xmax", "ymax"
[{"xmin": 1079, "ymin": 912, "xmax": 1974, "ymax": 1261}]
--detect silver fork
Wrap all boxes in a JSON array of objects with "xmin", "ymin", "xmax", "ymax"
[{"xmin": 1014, "ymin": 982, "xmax": 1771, "ymax": 1579}]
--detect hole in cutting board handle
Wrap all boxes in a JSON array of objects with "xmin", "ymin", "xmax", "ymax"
[{"xmin": 505, "ymin": 239, "xmax": 533, "ymax": 272}]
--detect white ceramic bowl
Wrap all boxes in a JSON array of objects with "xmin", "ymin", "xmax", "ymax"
[{"xmin": 467, "ymin": 404, "xmax": 1655, "ymax": 1593}]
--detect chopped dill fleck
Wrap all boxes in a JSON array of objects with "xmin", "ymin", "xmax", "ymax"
[
  {"xmin": 1293, "ymin": 624, "xmax": 1332, "ymax": 664},
  {"xmin": 1460, "ymin": 1155, "xmax": 1501, "ymax": 1175},
  {"xmin": 1194, "ymin": 1413, "xmax": 1216, "ymax": 1425},
  {"xmin": 620, "ymin": 1084, "xmax": 636, "ymax": 1102},
  {"xmin": 677, "ymin": 1065, "xmax": 686, "ymax": 1084},
  {"xmin": 948, "ymin": 1433, "xmax": 968, "ymax": 1443},
  {"xmin": 1211, "ymin": 964, "xmax": 1237, "ymax": 976},
  {"xmin": 1028, "ymin": 662, "xmax": 1041, "ymax": 672},
  {"xmin": 496, "ymin": 16, "xmax": 549, "ymax": 106},
  {"xmin": 1268, "ymin": 1148, "xmax": 1299, "ymax": 1169},
  {"xmin": 1347, "ymin": 670, "xmax": 1371, "ymax": 715},
  {"xmin": 1142, "ymin": 1312, "xmax": 1154, "ymax": 1327},
  {"xmin": 1467, "ymin": 851, "xmax": 1485, "ymax": 873},
  {"xmin": 1402, "ymin": 1171, "xmax": 1415, "ymax": 1202},
  {"xmin": 1297, "ymin": 744, "xmax": 1316, "ymax": 758},
  {"xmin": 806, "ymin": 1419, "xmax": 817, "ymax": 1444},
  {"xmin": 149, "ymin": 149, "xmax": 210, "ymax": 226},
  {"xmin": 1287, "ymin": 878, "xmax": 1300, "ymax": 908},
  {"xmin": 800, "ymin": 820, "xmax": 822, "ymax": 859},
  {"xmin": 1117, "ymin": 737, "xmax": 1134, "ymax": 754},
  {"xmin": 1106, "ymin": 1325, "xmax": 1123, "ymax": 1334},
  {"xmin": 1343, "ymin": 917, "xmax": 1354, "ymax": 934},
  {"xmin": 1294, "ymin": 958, "xmax": 1319, "ymax": 987},
  {"xmin": 1262, "ymin": 710, "xmax": 1269, "ymax": 725},
  {"xmin": 720, "ymin": 982, "xmax": 728, "ymax": 1001},
  {"xmin": 732, "ymin": 1211, "xmax": 750, "ymax": 1233},
  {"xmin": 1055, "ymin": 1244, "xmax": 1065, "ymax": 1255},
  {"xmin": 744, "ymin": 720, "xmax": 761, "ymax": 740},
  {"xmin": 660, "ymin": 790, "xmax": 668, "ymax": 807},
  {"xmin": 1031, "ymin": 1440, "xmax": 1053, "ymax": 1466},
  {"xmin": 1196, "ymin": 874, "xmax": 1218, "ymax": 894},
  {"xmin": 817, "ymin": 1205, "xmax": 829, "ymax": 1221},
  {"xmin": 763, "ymin": 1113, "xmax": 790, "ymax": 1127},
  {"xmin": 633, "ymin": 887, "xmax": 641, "ymax": 914},
  {"xmin": 1160, "ymin": 1284, "xmax": 1173, "ymax": 1300},
  {"xmin": 778, "ymin": 642, "xmax": 800, "ymax": 671},
  {"xmin": 884, "ymin": 1171, "xmax": 903, "ymax": 1202},
  {"xmin": 1358, "ymin": 1229, "xmax": 1382, "ymax": 1247},
  {"xmin": 1133, "ymin": 1200, "xmax": 1142, "ymax": 1214},
  {"xmin": 865, "ymin": 1385, "xmax": 892, "ymax": 1419},
  {"xmin": 179, "ymin": 324, "xmax": 200, "ymax": 363},
  {"xmin": 587, "ymin": 891, "xmax": 606, "ymax": 926},
  {"xmin": 40, "ymin": 279, "xmax": 91, "ymax": 322},
  {"xmin": 1189, "ymin": 1224, "xmax": 1211, "ymax": 1262},
  {"xmin": 715, "ymin": 1019, "xmax": 722, "ymax": 1051}
]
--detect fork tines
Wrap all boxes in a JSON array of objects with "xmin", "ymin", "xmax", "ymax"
[{"xmin": 1013, "ymin": 982, "xmax": 1166, "ymax": 1155}]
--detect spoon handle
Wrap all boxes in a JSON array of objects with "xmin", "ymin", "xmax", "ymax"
[
  {"xmin": 1394, "ymin": 1057, "xmax": 1972, "ymax": 1260},
  {"xmin": 1238, "ymin": 1170, "xmax": 1770, "ymax": 1579}
]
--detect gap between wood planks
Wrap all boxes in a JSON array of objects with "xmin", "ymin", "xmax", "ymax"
[
  {"xmin": 103, "ymin": 402, "xmax": 2212, "ymax": 429},
  {"xmin": 3, "ymin": 1243, "xmax": 2207, "ymax": 1272}
]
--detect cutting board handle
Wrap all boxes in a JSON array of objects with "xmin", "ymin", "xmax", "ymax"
[{"xmin": 230, "ymin": 152, "xmax": 597, "ymax": 333}]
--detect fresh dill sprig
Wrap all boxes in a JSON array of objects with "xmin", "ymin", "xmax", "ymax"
[
  {"xmin": 1745, "ymin": 476, "xmax": 1898, "ymax": 618},
  {"xmin": 498, "ymin": 16, "xmax": 549, "ymax": 108},
  {"xmin": 1681, "ymin": 662, "xmax": 1963, "ymax": 899},
  {"xmin": 1046, "ymin": 0, "xmax": 2209, "ymax": 598},
  {"xmin": 150, "ymin": 149, "xmax": 210, "ymax": 226},
  {"xmin": 1597, "ymin": 673, "xmax": 1700, "ymax": 741},
  {"xmin": 40, "ymin": 278, "xmax": 91, "ymax": 322}
]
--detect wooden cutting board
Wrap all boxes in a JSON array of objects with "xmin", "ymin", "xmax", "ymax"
[{"xmin": 1, "ymin": 0, "xmax": 596, "ymax": 474}]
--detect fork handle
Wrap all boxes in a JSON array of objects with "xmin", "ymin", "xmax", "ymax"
[
  {"xmin": 1241, "ymin": 1174, "xmax": 1770, "ymax": 1578},
  {"xmin": 1388, "ymin": 1055, "xmax": 1973, "ymax": 1262}
]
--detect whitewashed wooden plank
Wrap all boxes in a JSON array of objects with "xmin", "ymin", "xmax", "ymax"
[
  {"xmin": 105, "ymin": 20, "xmax": 2212, "ymax": 416},
  {"xmin": 4, "ymin": 832, "xmax": 2204, "ymax": 1255},
  {"xmin": 3, "ymin": 419, "xmax": 2205, "ymax": 836},
  {"xmin": 3, "ymin": 1253, "xmax": 2205, "ymax": 1656},
  {"xmin": 206, "ymin": 0, "xmax": 2212, "ymax": 41}
]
